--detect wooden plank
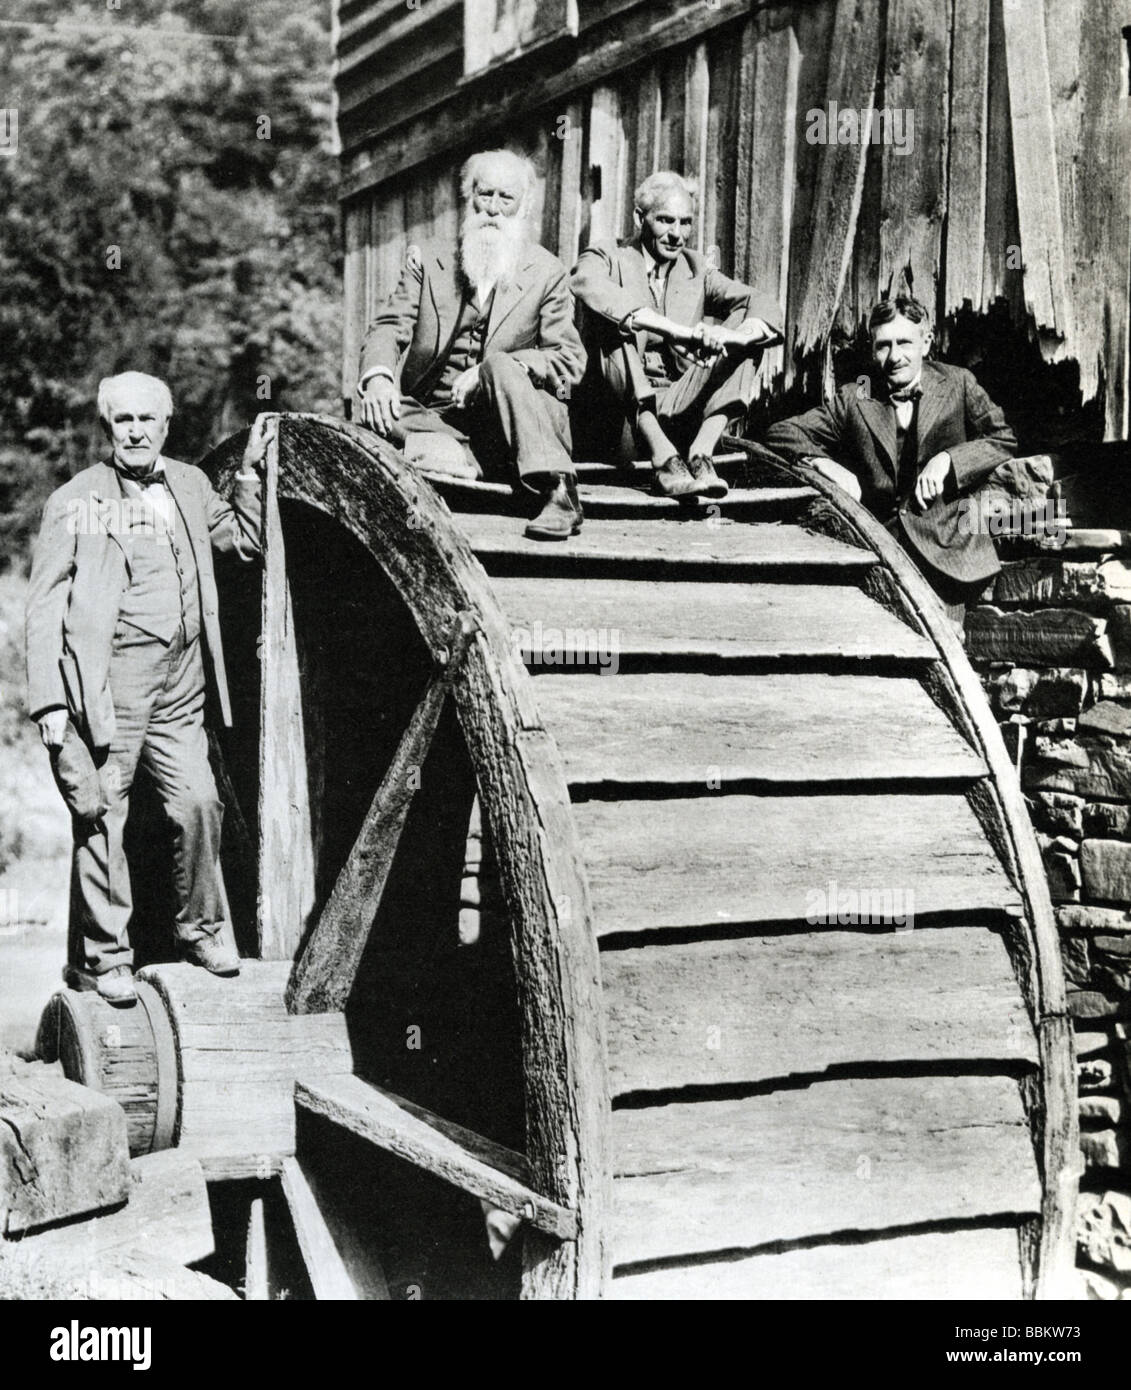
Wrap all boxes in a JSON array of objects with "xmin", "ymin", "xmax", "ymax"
[
  {"xmin": 284, "ymin": 1158, "xmax": 391, "ymax": 1300},
  {"xmin": 704, "ymin": 32, "xmax": 741, "ymax": 273},
  {"xmin": 743, "ymin": 13, "xmax": 798, "ymax": 384},
  {"xmin": 945, "ymin": 0, "xmax": 990, "ymax": 314},
  {"xmin": 295, "ymin": 1073, "xmax": 578, "ymax": 1241},
  {"xmin": 494, "ymin": 575, "xmax": 936, "ymax": 662},
  {"xmin": 658, "ymin": 47, "xmax": 686, "ymax": 172},
  {"xmin": 0, "ymin": 1069, "xmax": 129, "ymax": 1236},
  {"xmin": 603, "ymin": 927, "xmax": 1037, "ymax": 1095},
  {"xmin": 982, "ymin": 0, "xmax": 1024, "ymax": 317},
  {"xmin": 337, "ymin": 0, "xmax": 756, "ymax": 189},
  {"xmin": 286, "ymin": 612, "xmax": 478, "ymax": 1014},
  {"xmin": 16, "ymin": 1151, "xmax": 214, "ymax": 1268},
  {"xmin": 533, "ymin": 672, "xmax": 985, "ymax": 789},
  {"xmin": 280, "ymin": 1156, "xmax": 361, "ymax": 1300},
  {"xmin": 432, "ymin": 473, "xmax": 815, "ymax": 518},
  {"xmin": 880, "ymin": 0, "xmax": 950, "ymax": 304},
  {"xmin": 557, "ymin": 97, "xmax": 585, "ymax": 264},
  {"xmin": 632, "ymin": 64, "xmax": 661, "ymax": 194},
  {"xmin": 790, "ymin": 0, "xmax": 879, "ymax": 357},
  {"xmin": 613, "ymin": 1075, "xmax": 1042, "ymax": 1263},
  {"xmin": 258, "ymin": 429, "xmax": 317, "ymax": 959},
  {"xmin": 683, "ymin": 42, "xmax": 710, "ymax": 250},
  {"xmin": 456, "ymin": 514, "xmax": 878, "ymax": 573},
  {"xmin": 574, "ymin": 792, "xmax": 1019, "ymax": 936},
  {"xmin": 588, "ymin": 84, "xmax": 627, "ymax": 245},
  {"xmin": 1001, "ymin": 0, "xmax": 1072, "ymax": 342},
  {"xmin": 342, "ymin": 200, "xmax": 369, "ymax": 401},
  {"xmin": 1044, "ymin": 0, "xmax": 1131, "ymax": 437},
  {"xmin": 0, "ymin": 1244, "xmax": 239, "ymax": 1301},
  {"xmin": 245, "ymin": 1196, "xmax": 269, "ymax": 1301},
  {"xmin": 611, "ymin": 1225, "xmax": 1026, "ymax": 1299}
]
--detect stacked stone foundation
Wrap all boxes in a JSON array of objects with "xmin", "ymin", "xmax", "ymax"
[{"xmin": 969, "ymin": 450, "xmax": 1131, "ymax": 1296}]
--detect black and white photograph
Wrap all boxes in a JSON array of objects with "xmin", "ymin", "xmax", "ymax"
[{"xmin": 0, "ymin": 0, "xmax": 1129, "ymax": 1343}]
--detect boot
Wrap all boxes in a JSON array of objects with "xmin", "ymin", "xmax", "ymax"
[{"xmin": 524, "ymin": 475, "xmax": 583, "ymax": 541}]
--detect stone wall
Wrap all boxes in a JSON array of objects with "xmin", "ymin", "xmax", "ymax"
[{"xmin": 966, "ymin": 449, "xmax": 1131, "ymax": 1297}]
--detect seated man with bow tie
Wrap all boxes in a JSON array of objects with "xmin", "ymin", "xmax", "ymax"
[
  {"xmin": 765, "ymin": 296, "xmax": 1017, "ymax": 628},
  {"xmin": 357, "ymin": 148, "xmax": 587, "ymax": 541},
  {"xmin": 25, "ymin": 371, "xmax": 273, "ymax": 1004},
  {"xmin": 571, "ymin": 170, "xmax": 784, "ymax": 500}
]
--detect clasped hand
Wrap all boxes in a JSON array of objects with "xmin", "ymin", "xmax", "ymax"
[{"xmin": 912, "ymin": 452, "xmax": 953, "ymax": 512}]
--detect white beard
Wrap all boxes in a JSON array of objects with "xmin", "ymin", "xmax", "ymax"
[{"xmin": 459, "ymin": 210, "xmax": 527, "ymax": 290}]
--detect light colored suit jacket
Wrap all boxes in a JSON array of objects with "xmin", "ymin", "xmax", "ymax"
[
  {"xmin": 358, "ymin": 240, "xmax": 586, "ymax": 400},
  {"xmin": 26, "ymin": 458, "xmax": 262, "ymax": 749},
  {"xmin": 571, "ymin": 238, "xmax": 785, "ymax": 395},
  {"xmin": 765, "ymin": 360, "xmax": 1017, "ymax": 583}
]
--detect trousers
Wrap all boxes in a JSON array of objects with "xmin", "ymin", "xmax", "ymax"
[
  {"xmin": 70, "ymin": 618, "xmax": 228, "ymax": 974},
  {"xmin": 390, "ymin": 354, "xmax": 574, "ymax": 482}
]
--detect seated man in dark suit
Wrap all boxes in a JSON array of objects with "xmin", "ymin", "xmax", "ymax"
[
  {"xmin": 765, "ymin": 296, "xmax": 1017, "ymax": 628},
  {"xmin": 571, "ymin": 170, "xmax": 783, "ymax": 499},
  {"xmin": 357, "ymin": 148, "xmax": 587, "ymax": 541}
]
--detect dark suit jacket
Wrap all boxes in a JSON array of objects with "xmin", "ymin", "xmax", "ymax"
[
  {"xmin": 358, "ymin": 240, "xmax": 586, "ymax": 400},
  {"xmin": 571, "ymin": 238, "xmax": 784, "ymax": 398},
  {"xmin": 764, "ymin": 361, "xmax": 1016, "ymax": 583},
  {"xmin": 26, "ymin": 459, "xmax": 261, "ymax": 749}
]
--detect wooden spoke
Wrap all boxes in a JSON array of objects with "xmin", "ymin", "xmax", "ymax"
[
  {"xmin": 258, "ymin": 425, "xmax": 317, "ymax": 960},
  {"xmin": 286, "ymin": 611, "xmax": 480, "ymax": 1014},
  {"xmin": 295, "ymin": 1073, "xmax": 578, "ymax": 1242},
  {"xmin": 279, "ymin": 1157, "xmax": 391, "ymax": 1300}
]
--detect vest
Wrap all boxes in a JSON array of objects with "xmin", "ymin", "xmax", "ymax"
[
  {"xmin": 427, "ymin": 290, "xmax": 494, "ymax": 407},
  {"xmin": 115, "ymin": 484, "xmax": 201, "ymax": 645}
]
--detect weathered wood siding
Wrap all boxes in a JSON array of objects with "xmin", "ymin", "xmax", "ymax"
[{"xmin": 336, "ymin": 0, "xmax": 1131, "ymax": 440}]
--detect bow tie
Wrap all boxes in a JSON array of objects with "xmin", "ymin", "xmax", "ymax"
[
  {"xmin": 115, "ymin": 463, "xmax": 167, "ymax": 487},
  {"xmin": 887, "ymin": 384, "xmax": 923, "ymax": 405}
]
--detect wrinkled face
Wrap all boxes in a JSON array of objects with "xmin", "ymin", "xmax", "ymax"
[
  {"xmin": 103, "ymin": 385, "xmax": 170, "ymax": 473},
  {"xmin": 871, "ymin": 313, "xmax": 931, "ymax": 388},
  {"xmin": 468, "ymin": 157, "xmax": 526, "ymax": 232},
  {"xmin": 636, "ymin": 190, "xmax": 695, "ymax": 262}
]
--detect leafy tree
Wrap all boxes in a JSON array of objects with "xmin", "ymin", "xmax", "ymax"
[{"xmin": 0, "ymin": 0, "xmax": 341, "ymax": 568}]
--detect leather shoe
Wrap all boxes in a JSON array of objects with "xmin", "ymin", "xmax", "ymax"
[
  {"xmin": 182, "ymin": 935, "xmax": 241, "ymax": 976},
  {"xmin": 524, "ymin": 475, "xmax": 583, "ymax": 541},
  {"xmin": 652, "ymin": 455, "xmax": 700, "ymax": 499},
  {"xmin": 688, "ymin": 453, "xmax": 729, "ymax": 498},
  {"xmin": 96, "ymin": 964, "xmax": 137, "ymax": 1007}
]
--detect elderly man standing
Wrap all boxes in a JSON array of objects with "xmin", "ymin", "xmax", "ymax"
[
  {"xmin": 25, "ymin": 372, "xmax": 273, "ymax": 1004},
  {"xmin": 571, "ymin": 170, "xmax": 783, "ymax": 499},
  {"xmin": 357, "ymin": 148, "xmax": 587, "ymax": 541}
]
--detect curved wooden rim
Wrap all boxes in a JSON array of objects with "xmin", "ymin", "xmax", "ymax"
[
  {"xmin": 207, "ymin": 412, "xmax": 611, "ymax": 1299},
  {"xmin": 741, "ymin": 441, "xmax": 1079, "ymax": 1299},
  {"xmin": 135, "ymin": 979, "xmax": 179, "ymax": 1154}
]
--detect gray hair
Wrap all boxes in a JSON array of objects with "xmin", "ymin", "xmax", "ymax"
[
  {"xmin": 460, "ymin": 149, "xmax": 537, "ymax": 209},
  {"xmin": 97, "ymin": 371, "xmax": 173, "ymax": 425},
  {"xmin": 634, "ymin": 170, "xmax": 697, "ymax": 216}
]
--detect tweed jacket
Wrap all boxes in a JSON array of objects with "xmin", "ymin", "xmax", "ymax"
[
  {"xmin": 26, "ymin": 458, "xmax": 261, "ymax": 748},
  {"xmin": 358, "ymin": 240, "xmax": 586, "ymax": 401}
]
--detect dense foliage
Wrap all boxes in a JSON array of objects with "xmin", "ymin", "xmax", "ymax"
[{"xmin": 0, "ymin": 0, "xmax": 341, "ymax": 567}]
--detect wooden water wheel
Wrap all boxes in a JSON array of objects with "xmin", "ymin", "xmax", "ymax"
[{"xmin": 39, "ymin": 412, "xmax": 1078, "ymax": 1300}]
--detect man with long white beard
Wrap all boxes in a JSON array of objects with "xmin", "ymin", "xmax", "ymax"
[{"xmin": 357, "ymin": 149, "xmax": 587, "ymax": 540}]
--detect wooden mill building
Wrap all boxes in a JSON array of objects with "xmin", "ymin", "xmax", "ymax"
[{"xmin": 335, "ymin": 0, "xmax": 1131, "ymax": 444}]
